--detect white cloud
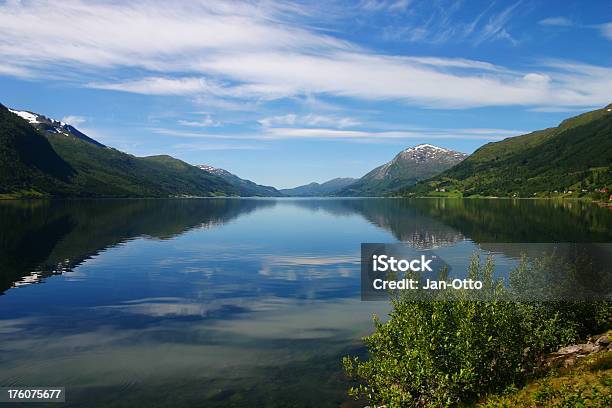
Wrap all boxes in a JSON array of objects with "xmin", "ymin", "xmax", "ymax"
[
  {"xmin": 0, "ymin": 63, "xmax": 32, "ymax": 78},
  {"xmin": 473, "ymin": 1, "xmax": 521, "ymax": 46},
  {"xmin": 258, "ymin": 113, "xmax": 360, "ymax": 128},
  {"xmin": 152, "ymin": 125, "xmax": 523, "ymax": 142},
  {"xmin": 0, "ymin": 0, "xmax": 348, "ymax": 69},
  {"xmin": 178, "ymin": 115, "xmax": 220, "ymax": 127},
  {"xmin": 381, "ymin": 1, "xmax": 520, "ymax": 46},
  {"xmin": 88, "ymin": 77, "xmax": 224, "ymax": 95},
  {"xmin": 358, "ymin": 0, "xmax": 412, "ymax": 12},
  {"xmin": 260, "ymin": 127, "xmax": 518, "ymax": 140},
  {"xmin": 109, "ymin": 53, "xmax": 610, "ymax": 109},
  {"xmin": 539, "ymin": 17, "xmax": 573, "ymax": 27},
  {"xmin": 0, "ymin": 0, "xmax": 610, "ymax": 110},
  {"xmin": 172, "ymin": 142, "xmax": 262, "ymax": 151},
  {"xmin": 61, "ymin": 115, "xmax": 86, "ymax": 126},
  {"xmin": 600, "ymin": 22, "xmax": 612, "ymax": 40}
]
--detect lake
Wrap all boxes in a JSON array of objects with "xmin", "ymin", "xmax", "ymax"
[{"xmin": 0, "ymin": 198, "xmax": 610, "ymax": 407}]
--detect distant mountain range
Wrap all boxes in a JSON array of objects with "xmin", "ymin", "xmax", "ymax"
[
  {"xmin": 0, "ymin": 105, "xmax": 242, "ymax": 198},
  {"xmin": 280, "ymin": 177, "xmax": 357, "ymax": 196},
  {"xmin": 2, "ymin": 102, "xmax": 610, "ymax": 200},
  {"xmin": 402, "ymin": 104, "xmax": 612, "ymax": 199},
  {"xmin": 196, "ymin": 164, "xmax": 282, "ymax": 196},
  {"xmin": 280, "ymin": 145, "xmax": 467, "ymax": 197},
  {"xmin": 337, "ymin": 144, "xmax": 468, "ymax": 196}
]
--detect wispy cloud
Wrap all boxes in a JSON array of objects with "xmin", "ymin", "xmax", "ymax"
[
  {"xmin": 91, "ymin": 55, "xmax": 612, "ymax": 109},
  {"xmin": 261, "ymin": 127, "xmax": 521, "ymax": 141},
  {"xmin": 381, "ymin": 0, "xmax": 522, "ymax": 46},
  {"xmin": 0, "ymin": 63, "xmax": 33, "ymax": 78},
  {"xmin": 258, "ymin": 113, "xmax": 360, "ymax": 128},
  {"xmin": 473, "ymin": 1, "xmax": 522, "ymax": 46},
  {"xmin": 539, "ymin": 17, "xmax": 573, "ymax": 27},
  {"xmin": 172, "ymin": 142, "xmax": 263, "ymax": 151},
  {"xmin": 178, "ymin": 115, "xmax": 220, "ymax": 127},
  {"xmin": 600, "ymin": 22, "xmax": 612, "ymax": 40},
  {"xmin": 61, "ymin": 115, "xmax": 87, "ymax": 126},
  {"xmin": 88, "ymin": 77, "xmax": 223, "ymax": 95},
  {"xmin": 358, "ymin": 0, "xmax": 412, "ymax": 12},
  {"xmin": 0, "ymin": 0, "xmax": 610, "ymax": 110},
  {"xmin": 153, "ymin": 125, "xmax": 524, "ymax": 142}
]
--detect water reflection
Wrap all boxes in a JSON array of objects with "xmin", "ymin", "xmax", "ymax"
[
  {"xmin": 0, "ymin": 198, "xmax": 609, "ymax": 407},
  {"xmin": 1, "ymin": 198, "xmax": 609, "ymax": 293}
]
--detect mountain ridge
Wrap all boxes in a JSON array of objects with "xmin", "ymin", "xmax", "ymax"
[
  {"xmin": 337, "ymin": 144, "xmax": 468, "ymax": 196},
  {"xmin": 401, "ymin": 104, "xmax": 612, "ymax": 199},
  {"xmin": 9, "ymin": 109, "xmax": 105, "ymax": 147},
  {"xmin": 3, "ymin": 103, "xmax": 610, "ymax": 200},
  {"xmin": 0, "ymin": 104, "xmax": 242, "ymax": 198},
  {"xmin": 196, "ymin": 164, "xmax": 283, "ymax": 197},
  {"xmin": 280, "ymin": 177, "xmax": 357, "ymax": 196}
]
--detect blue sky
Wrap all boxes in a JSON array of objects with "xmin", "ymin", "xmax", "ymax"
[{"xmin": 0, "ymin": 0, "xmax": 610, "ymax": 188}]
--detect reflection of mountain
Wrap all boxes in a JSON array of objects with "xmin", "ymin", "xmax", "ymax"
[
  {"xmin": 339, "ymin": 199, "xmax": 466, "ymax": 248},
  {"xmin": 286, "ymin": 199, "xmax": 466, "ymax": 248},
  {"xmin": 285, "ymin": 198, "xmax": 611, "ymax": 247},
  {"xmin": 0, "ymin": 199, "xmax": 276, "ymax": 293},
  {"xmin": 2, "ymin": 197, "xmax": 610, "ymax": 294},
  {"xmin": 402, "ymin": 198, "xmax": 612, "ymax": 243}
]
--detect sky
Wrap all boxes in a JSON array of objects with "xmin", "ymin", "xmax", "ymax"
[{"xmin": 0, "ymin": 0, "xmax": 611, "ymax": 188}]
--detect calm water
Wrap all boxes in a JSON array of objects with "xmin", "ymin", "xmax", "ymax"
[{"xmin": 0, "ymin": 198, "xmax": 610, "ymax": 407}]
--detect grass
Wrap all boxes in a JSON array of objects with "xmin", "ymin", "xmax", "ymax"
[{"xmin": 478, "ymin": 351, "xmax": 612, "ymax": 407}]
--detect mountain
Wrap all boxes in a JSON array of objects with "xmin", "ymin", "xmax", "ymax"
[
  {"xmin": 402, "ymin": 105, "xmax": 612, "ymax": 199},
  {"xmin": 280, "ymin": 177, "xmax": 357, "ymax": 196},
  {"xmin": 0, "ymin": 104, "xmax": 242, "ymax": 198},
  {"xmin": 0, "ymin": 106, "xmax": 76, "ymax": 196},
  {"xmin": 9, "ymin": 109, "xmax": 105, "ymax": 147},
  {"xmin": 196, "ymin": 164, "xmax": 283, "ymax": 196},
  {"xmin": 337, "ymin": 144, "xmax": 468, "ymax": 196}
]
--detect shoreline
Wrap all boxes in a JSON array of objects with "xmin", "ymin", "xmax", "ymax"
[{"xmin": 0, "ymin": 194, "xmax": 609, "ymax": 203}]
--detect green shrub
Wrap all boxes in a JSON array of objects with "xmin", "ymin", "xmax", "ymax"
[{"xmin": 343, "ymin": 255, "xmax": 610, "ymax": 407}]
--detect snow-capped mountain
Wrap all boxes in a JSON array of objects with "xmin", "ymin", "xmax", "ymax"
[
  {"xmin": 196, "ymin": 164, "xmax": 232, "ymax": 178},
  {"xmin": 8, "ymin": 108, "xmax": 104, "ymax": 147},
  {"xmin": 196, "ymin": 164, "xmax": 282, "ymax": 197},
  {"xmin": 337, "ymin": 144, "xmax": 468, "ymax": 196},
  {"xmin": 397, "ymin": 144, "xmax": 468, "ymax": 164},
  {"xmin": 372, "ymin": 144, "xmax": 468, "ymax": 180}
]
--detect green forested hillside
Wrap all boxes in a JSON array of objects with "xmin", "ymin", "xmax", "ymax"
[
  {"xmin": 0, "ymin": 105, "xmax": 75, "ymax": 196},
  {"xmin": 196, "ymin": 164, "xmax": 283, "ymax": 196},
  {"xmin": 402, "ymin": 105, "xmax": 612, "ymax": 199},
  {"xmin": 0, "ymin": 104, "xmax": 240, "ymax": 198},
  {"xmin": 280, "ymin": 177, "xmax": 357, "ymax": 196}
]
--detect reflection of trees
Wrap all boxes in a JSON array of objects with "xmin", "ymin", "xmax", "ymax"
[
  {"xmin": 287, "ymin": 197, "xmax": 612, "ymax": 259},
  {"xmin": 279, "ymin": 197, "xmax": 612, "ymax": 247},
  {"xmin": 507, "ymin": 243, "xmax": 612, "ymax": 301},
  {"xmin": 2, "ymin": 197, "xmax": 609, "ymax": 294},
  {"xmin": 0, "ymin": 199, "xmax": 276, "ymax": 293},
  {"xmin": 404, "ymin": 198, "xmax": 612, "ymax": 243},
  {"xmin": 287, "ymin": 199, "xmax": 466, "ymax": 249}
]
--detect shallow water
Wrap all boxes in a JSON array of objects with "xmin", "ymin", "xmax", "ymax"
[{"xmin": 0, "ymin": 198, "xmax": 610, "ymax": 407}]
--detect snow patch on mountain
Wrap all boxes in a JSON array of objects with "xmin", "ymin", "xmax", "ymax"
[
  {"xmin": 196, "ymin": 164, "xmax": 231, "ymax": 177},
  {"xmin": 8, "ymin": 109, "xmax": 42, "ymax": 124},
  {"xmin": 9, "ymin": 107, "xmax": 104, "ymax": 147},
  {"xmin": 398, "ymin": 144, "xmax": 467, "ymax": 164}
]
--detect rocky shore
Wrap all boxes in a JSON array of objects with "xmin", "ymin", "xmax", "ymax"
[{"xmin": 544, "ymin": 332, "xmax": 611, "ymax": 369}]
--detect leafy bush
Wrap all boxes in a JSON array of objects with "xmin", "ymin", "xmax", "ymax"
[{"xmin": 343, "ymin": 255, "xmax": 610, "ymax": 407}]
